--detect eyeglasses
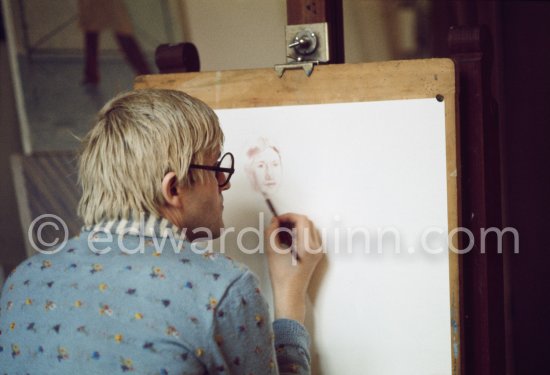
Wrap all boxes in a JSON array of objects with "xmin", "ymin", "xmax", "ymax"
[{"xmin": 189, "ymin": 152, "xmax": 235, "ymax": 187}]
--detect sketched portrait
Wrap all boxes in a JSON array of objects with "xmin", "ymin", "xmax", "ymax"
[{"xmin": 245, "ymin": 138, "xmax": 282, "ymax": 196}]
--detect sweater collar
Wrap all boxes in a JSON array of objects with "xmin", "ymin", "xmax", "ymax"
[{"xmin": 85, "ymin": 212, "xmax": 186, "ymax": 240}]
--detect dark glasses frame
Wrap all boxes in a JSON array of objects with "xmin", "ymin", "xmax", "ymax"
[{"xmin": 189, "ymin": 152, "xmax": 235, "ymax": 187}]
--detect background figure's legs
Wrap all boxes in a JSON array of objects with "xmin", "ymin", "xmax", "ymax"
[
  {"xmin": 83, "ymin": 31, "xmax": 100, "ymax": 84},
  {"xmin": 115, "ymin": 34, "xmax": 152, "ymax": 75}
]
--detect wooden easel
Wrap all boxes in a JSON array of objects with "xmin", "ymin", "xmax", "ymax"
[
  {"xmin": 449, "ymin": 26, "xmax": 505, "ymax": 375},
  {"xmin": 288, "ymin": 3, "xmax": 505, "ymax": 373},
  {"xmin": 136, "ymin": 58, "xmax": 460, "ymax": 374},
  {"xmin": 143, "ymin": 2, "xmax": 504, "ymax": 373}
]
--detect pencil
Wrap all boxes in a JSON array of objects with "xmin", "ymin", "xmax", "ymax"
[{"xmin": 265, "ymin": 197, "xmax": 279, "ymax": 217}]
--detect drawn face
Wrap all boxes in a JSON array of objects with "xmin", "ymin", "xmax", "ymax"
[{"xmin": 250, "ymin": 148, "xmax": 282, "ymax": 195}]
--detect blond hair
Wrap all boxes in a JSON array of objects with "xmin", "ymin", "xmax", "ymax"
[{"xmin": 77, "ymin": 89, "xmax": 223, "ymax": 226}]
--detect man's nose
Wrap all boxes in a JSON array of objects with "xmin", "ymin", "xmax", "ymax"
[{"xmin": 221, "ymin": 181, "xmax": 231, "ymax": 191}]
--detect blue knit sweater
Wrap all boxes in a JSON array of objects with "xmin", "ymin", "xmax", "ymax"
[{"xmin": 0, "ymin": 215, "xmax": 310, "ymax": 374}]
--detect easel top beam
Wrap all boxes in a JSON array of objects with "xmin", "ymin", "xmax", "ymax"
[{"xmin": 135, "ymin": 59, "xmax": 455, "ymax": 109}]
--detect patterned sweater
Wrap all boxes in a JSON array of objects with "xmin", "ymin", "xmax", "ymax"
[{"xmin": 0, "ymin": 215, "xmax": 310, "ymax": 374}]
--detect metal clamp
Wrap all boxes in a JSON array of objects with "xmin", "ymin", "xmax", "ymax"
[
  {"xmin": 274, "ymin": 22, "xmax": 328, "ymax": 78},
  {"xmin": 288, "ymin": 30, "xmax": 318, "ymax": 56},
  {"xmin": 274, "ymin": 61, "xmax": 319, "ymax": 78},
  {"xmin": 286, "ymin": 23, "xmax": 329, "ymax": 63}
]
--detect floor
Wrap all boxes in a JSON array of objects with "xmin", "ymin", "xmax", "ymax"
[{"xmin": 18, "ymin": 53, "xmax": 145, "ymax": 151}]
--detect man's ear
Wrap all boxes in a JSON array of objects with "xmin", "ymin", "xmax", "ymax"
[{"xmin": 161, "ymin": 172, "xmax": 183, "ymax": 208}]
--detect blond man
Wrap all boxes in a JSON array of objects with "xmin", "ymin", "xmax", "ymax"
[{"xmin": 0, "ymin": 89, "xmax": 322, "ymax": 374}]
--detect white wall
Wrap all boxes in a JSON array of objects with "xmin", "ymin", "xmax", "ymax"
[
  {"xmin": 178, "ymin": 0, "xmax": 288, "ymax": 71},
  {"xmin": 6, "ymin": 0, "xmax": 409, "ymax": 65},
  {"xmin": 343, "ymin": 0, "xmax": 392, "ymax": 62},
  {"xmin": 6, "ymin": 0, "xmax": 180, "ymax": 54},
  {"xmin": 178, "ymin": 0, "xmax": 406, "ymax": 71}
]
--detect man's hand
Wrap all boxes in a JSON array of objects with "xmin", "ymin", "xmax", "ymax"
[{"xmin": 265, "ymin": 213, "xmax": 324, "ymax": 323}]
